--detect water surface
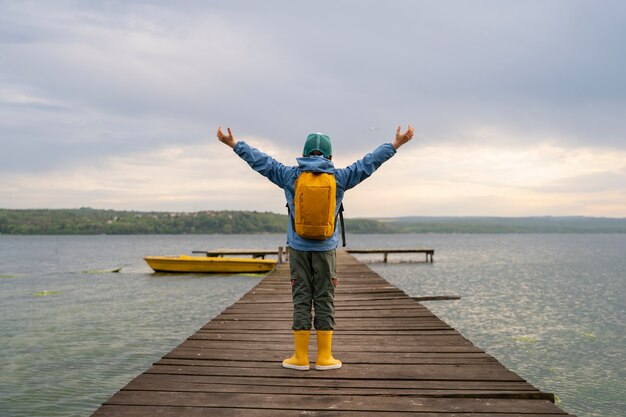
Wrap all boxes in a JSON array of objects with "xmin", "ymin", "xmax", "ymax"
[{"xmin": 1, "ymin": 234, "xmax": 624, "ymax": 416}]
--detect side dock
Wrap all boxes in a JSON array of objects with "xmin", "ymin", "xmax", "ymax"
[{"xmin": 93, "ymin": 251, "xmax": 570, "ymax": 416}]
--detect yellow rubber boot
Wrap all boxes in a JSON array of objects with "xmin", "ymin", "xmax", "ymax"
[
  {"xmin": 315, "ymin": 330, "xmax": 342, "ymax": 370},
  {"xmin": 282, "ymin": 330, "xmax": 310, "ymax": 370}
]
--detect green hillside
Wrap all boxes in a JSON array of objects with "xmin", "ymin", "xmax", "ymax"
[
  {"xmin": 1, "ymin": 208, "xmax": 624, "ymax": 234},
  {"xmin": 0, "ymin": 208, "xmax": 392, "ymax": 235},
  {"xmin": 379, "ymin": 216, "xmax": 626, "ymax": 233},
  {"xmin": 0, "ymin": 208, "xmax": 288, "ymax": 235}
]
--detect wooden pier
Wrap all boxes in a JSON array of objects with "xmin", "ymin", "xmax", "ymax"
[
  {"xmin": 192, "ymin": 249, "xmax": 281, "ymax": 259},
  {"xmin": 92, "ymin": 251, "xmax": 570, "ymax": 416},
  {"xmin": 192, "ymin": 248, "xmax": 435, "ymax": 263},
  {"xmin": 347, "ymin": 248, "xmax": 434, "ymax": 263}
]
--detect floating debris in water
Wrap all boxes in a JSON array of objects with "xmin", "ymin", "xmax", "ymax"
[
  {"xmin": 33, "ymin": 290, "xmax": 61, "ymax": 297},
  {"xmin": 511, "ymin": 335, "xmax": 538, "ymax": 343},
  {"xmin": 582, "ymin": 332, "xmax": 597, "ymax": 340},
  {"xmin": 0, "ymin": 274, "xmax": 17, "ymax": 279},
  {"xmin": 81, "ymin": 267, "xmax": 123, "ymax": 274}
]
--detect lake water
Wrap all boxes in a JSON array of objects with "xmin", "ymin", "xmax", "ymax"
[{"xmin": 0, "ymin": 234, "xmax": 624, "ymax": 417}]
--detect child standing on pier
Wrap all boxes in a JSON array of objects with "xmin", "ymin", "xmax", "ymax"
[{"xmin": 217, "ymin": 125, "xmax": 414, "ymax": 370}]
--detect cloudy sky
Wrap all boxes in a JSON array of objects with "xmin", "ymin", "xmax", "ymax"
[{"xmin": 1, "ymin": 0, "xmax": 625, "ymax": 217}]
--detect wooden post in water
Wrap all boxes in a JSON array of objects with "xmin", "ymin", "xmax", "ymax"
[{"xmin": 278, "ymin": 246, "xmax": 283, "ymax": 264}]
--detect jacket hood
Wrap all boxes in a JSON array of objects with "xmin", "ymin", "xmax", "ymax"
[{"xmin": 296, "ymin": 156, "xmax": 335, "ymax": 173}]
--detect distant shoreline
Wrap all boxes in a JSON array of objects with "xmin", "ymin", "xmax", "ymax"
[{"xmin": 1, "ymin": 208, "xmax": 625, "ymax": 234}]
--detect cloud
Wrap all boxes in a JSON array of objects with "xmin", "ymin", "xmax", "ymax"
[
  {"xmin": 2, "ymin": 128, "xmax": 625, "ymax": 217},
  {"xmin": 0, "ymin": 136, "xmax": 290, "ymax": 212},
  {"xmin": 340, "ymin": 130, "xmax": 626, "ymax": 217},
  {"xmin": 538, "ymin": 170, "xmax": 626, "ymax": 194},
  {"xmin": 1, "ymin": 1, "xmax": 625, "ymax": 215}
]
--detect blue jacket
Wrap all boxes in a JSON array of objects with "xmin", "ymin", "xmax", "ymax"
[{"xmin": 234, "ymin": 141, "xmax": 397, "ymax": 251}]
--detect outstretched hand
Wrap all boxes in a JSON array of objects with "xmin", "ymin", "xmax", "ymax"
[
  {"xmin": 393, "ymin": 124, "xmax": 414, "ymax": 150},
  {"xmin": 217, "ymin": 126, "xmax": 237, "ymax": 148}
]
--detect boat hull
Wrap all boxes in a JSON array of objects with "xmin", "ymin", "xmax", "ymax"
[{"xmin": 144, "ymin": 255, "xmax": 277, "ymax": 273}]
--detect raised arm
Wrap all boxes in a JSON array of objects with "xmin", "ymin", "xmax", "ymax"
[
  {"xmin": 335, "ymin": 124, "xmax": 414, "ymax": 190},
  {"xmin": 216, "ymin": 126, "xmax": 296, "ymax": 189},
  {"xmin": 217, "ymin": 126, "xmax": 237, "ymax": 148},
  {"xmin": 392, "ymin": 124, "xmax": 414, "ymax": 150}
]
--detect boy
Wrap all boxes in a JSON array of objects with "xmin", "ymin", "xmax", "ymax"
[{"xmin": 217, "ymin": 125, "xmax": 414, "ymax": 370}]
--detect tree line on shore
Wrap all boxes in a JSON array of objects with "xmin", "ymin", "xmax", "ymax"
[
  {"xmin": 1, "ymin": 208, "xmax": 624, "ymax": 234},
  {"xmin": 0, "ymin": 208, "xmax": 395, "ymax": 235}
]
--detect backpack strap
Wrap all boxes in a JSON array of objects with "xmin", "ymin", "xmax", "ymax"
[
  {"xmin": 338, "ymin": 203, "xmax": 346, "ymax": 247},
  {"xmin": 286, "ymin": 203, "xmax": 295, "ymax": 231}
]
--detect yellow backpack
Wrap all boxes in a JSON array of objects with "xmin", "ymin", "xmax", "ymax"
[{"xmin": 293, "ymin": 172, "xmax": 345, "ymax": 243}]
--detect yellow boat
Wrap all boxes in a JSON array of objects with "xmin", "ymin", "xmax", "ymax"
[{"xmin": 144, "ymin": 255, "xmax": 277, "ymax": 274}]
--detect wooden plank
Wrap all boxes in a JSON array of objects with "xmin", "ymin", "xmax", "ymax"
[
  {"xmin": 346, "ymin": 248, "xmax": 435, "ymax": 252},
  {"xmin": 347, "ymin": 249, "xmax": 434, "ymax": 254},
  {"xmin": 124, "ymin": 373, "xmax": 543, "ymax": 391},
  {"xmin": 192, "ymin": 249, "xmax": 279, "ymax": 258},
  {"xmin": 228, "ymin": 301, "xmax": 434, "ymax": 308},
  {"xmin": 122, "ymin": 373, "xmax": 548, "ymax": 397},
  {"xmin": 228, "ymin": 298, "xmax": 427, "ymax": 305},
  {"xmin": 179, "ymin": 333, "xmax": 477, "ymax": 345},
  {"xmin": 159, "ymin": 352, "xmax": 497, "ymax": 365},
  {"xmin": 216, "ymin": 310, "xmax": 439, "ymax": 318},
  {"xmin": 105, "ymin": 391, "xmax": 565, "ymax": 414},
  {"xmin": 180, "ymin": 334, "xmax": 475, "ymax": 346},
  {"xmin": 172, "ymin": 344, "xmax": 485, "ymax": 354},
  {"xmin": 202, "ymin": 322, "xmax": 454, "ymax": 331},
  {"xmin": 192, "ymin": 329, "xmax": 461, "ymax": 336},
  {"xmin": 94, "ymin": 405, "xmax": 562, "ymax": 417},
  {"xmin": 145, "ymin": 363, "xmax": 527, "ymax": 381},
  {"xmin": 124, "ymin": 382, "xmax": 551, "ymax": 399}
]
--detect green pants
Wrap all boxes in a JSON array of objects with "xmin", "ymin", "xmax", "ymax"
[{"xmin": 289, "ymin": 248, "xmax": 337, "ymax": 331}]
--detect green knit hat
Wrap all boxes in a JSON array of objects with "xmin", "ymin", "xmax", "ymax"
[{"xmin": 303, "ymin": 133, "xmax": 332, "ymax": 158}]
